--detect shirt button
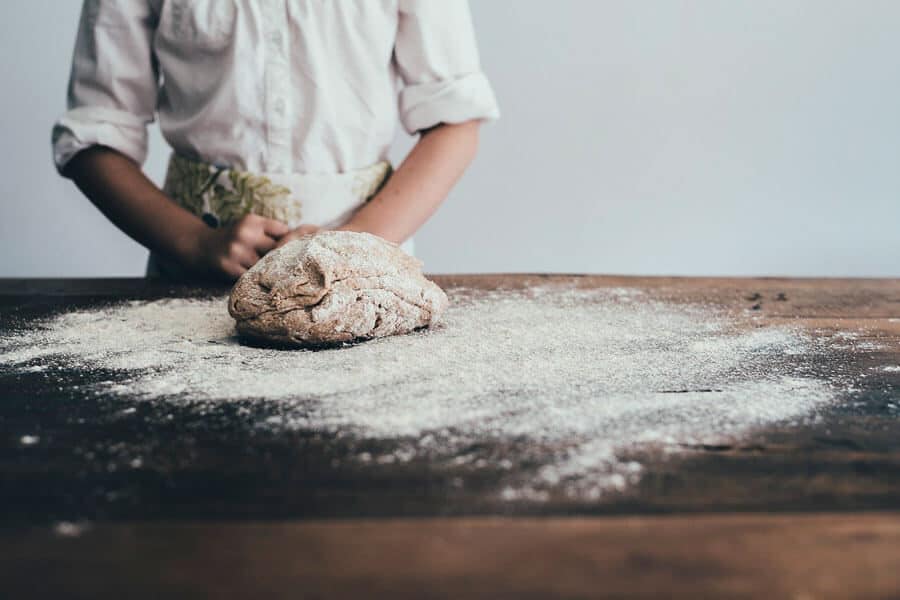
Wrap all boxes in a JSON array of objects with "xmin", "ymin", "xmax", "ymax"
[
  {"xmin": 269, "ymin": 31, "xmax": 283, "ymax": 50},
  {"xmin": 274, "ymin": 99, "xmax": 286, "ymax": 114}
]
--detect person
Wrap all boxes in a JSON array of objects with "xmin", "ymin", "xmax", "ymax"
[{"xmin": 53, "ymin": 1, "xmax": 499, "ymax": 280}]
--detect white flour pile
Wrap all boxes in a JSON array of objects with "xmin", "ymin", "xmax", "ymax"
[{"xmin": 1, "ymin": 286, "xmax": 835, "ymax": 499}]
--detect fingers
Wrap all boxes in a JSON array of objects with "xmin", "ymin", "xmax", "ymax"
[
  {"xmin": 222, "ymin": 227, "xmax": 261, "ymax": 269},
  {"xmin": 214, "ymin": 217, "xmax": 320, "ymax": 282},
  {"xmin": 231, "ymin": 243, "xmax": 260, "ymax": 269},
  {"xmin": 218, "ymin": 258, "xmax": 248, "ymax": 281},
  {"xmin": 274, "ymin": 232, "xmax": 297, "ymax": 250},
  {"xmin": 274, "ymin": 225, "xmax": 321, "ymax": 249},
  {"xmin": 253, "ymin": 234, "xmax": 278, "ymax": 255},
  {"xmin": 257, "ymin": 216, "xmax": 291, "ymax": 238},
  {"xmin": 275, "ymin": 231, "xmax": 302, "ymax": 249},
  {"xmin": 232, "ymin": 215, "xmax": 281, "ymax": 255}
]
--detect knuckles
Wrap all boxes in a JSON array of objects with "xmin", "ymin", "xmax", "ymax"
[
  {"xmin": 233, "ymin": 228, "xmax": 252, "ymax": 244},
  {"xmin": 227, "ymin": 241, "xmax": 243, "ymax": 258}
]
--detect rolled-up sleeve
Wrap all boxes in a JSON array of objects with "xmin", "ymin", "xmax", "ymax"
[
  {"xmin": 52, "ymin": 0, "xmax": 159, "ymax": 173},
  {"xmin": 394, "ymin": 0, "xmax": 500, "ymax": 135}
]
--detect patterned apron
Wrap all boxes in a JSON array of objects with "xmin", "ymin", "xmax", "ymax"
[{"xmin": 147, "ymin": 154, "xmax": 404, "ymax": 278}]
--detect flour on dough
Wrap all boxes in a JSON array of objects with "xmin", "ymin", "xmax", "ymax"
[{"xmin": 228, "ymin": 231, "xmax": 448, "ymax": 346}]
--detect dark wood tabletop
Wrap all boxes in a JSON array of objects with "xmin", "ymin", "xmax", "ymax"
[{"xmin": 2, "ymin": 276, "xmax": 899, "ymax": 599}]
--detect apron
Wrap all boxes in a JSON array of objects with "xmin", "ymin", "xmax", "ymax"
[{"xmin": 147, "ymin": 154, "xmax": 413, "ymax": 278}]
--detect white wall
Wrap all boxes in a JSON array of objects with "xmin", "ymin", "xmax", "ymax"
[{"xmin": 1, "ymin": 1, "xmax": 898, "ymax": 277}]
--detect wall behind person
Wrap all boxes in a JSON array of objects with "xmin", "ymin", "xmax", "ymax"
[{"xmin": 1, "ymin": 1, "xmax": 898, "ymax": 277}]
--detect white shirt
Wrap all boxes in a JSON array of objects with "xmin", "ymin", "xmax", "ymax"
[{"xmin": 52, "ymin": 0, "xmax": 500, "ymax": 175}]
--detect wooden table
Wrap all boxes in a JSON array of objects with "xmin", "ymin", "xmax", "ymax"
[{"xmin": 2, "ymin": 276, "xmax": 899, "ymax": 598}]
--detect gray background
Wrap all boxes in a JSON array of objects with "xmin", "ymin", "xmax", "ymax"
[{"xmin": 1, "ymin": 1, "xmax": 897, "ymax": 277}]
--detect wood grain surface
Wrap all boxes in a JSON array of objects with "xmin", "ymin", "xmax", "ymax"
[
  {"xmin": 2, "ymin": 276, "xmax": 899, "ymax": 598},
  {"xmin": 5, "ymin": 513, "xmax": 900, "ymax": 599}
]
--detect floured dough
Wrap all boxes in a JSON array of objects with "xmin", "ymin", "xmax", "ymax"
[{"xmin": 228, "ymin": 231, "xmax": 448, "ymax": 346}]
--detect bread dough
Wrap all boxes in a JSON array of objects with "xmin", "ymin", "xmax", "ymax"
[{"xmin": 228, "ymin": 231, "xmax": 448, "ymax": 347}]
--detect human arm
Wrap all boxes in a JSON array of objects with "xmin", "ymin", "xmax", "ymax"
[
  {"xmin": 337, "ymin": 121, "xmax": 479, "ymax": 243},
  {"xmin": 345, "ymin": 0, "xmax": 497, "ymax": 244},
  {"xmin": 276, "ymin": 120, "xmax": 480, "ymax": 247},
  {"xmin": 54, "ymin": 2, "xmax": 288, "ymax": 280},
  {"xmin": 64, "ymin": 147, "xmax": 289, "ymax": 280},
  {"xmin": 276, "ymin": 0, "xmax": 498, "ymax": 248},
  {"xmin": 368, "ymin": 0, "xmax": 498, "ymax": 243}
]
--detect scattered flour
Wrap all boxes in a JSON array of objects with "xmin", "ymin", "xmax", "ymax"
[
  {"xmin": 53, "ymin": 521, "xmax": 90, "ymax": 538},
  {"xmin": 1, "ymin": 286, "xmax": 837, "ymax": 499}
]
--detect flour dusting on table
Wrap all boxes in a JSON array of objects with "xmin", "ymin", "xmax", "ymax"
[{"xmin": 0, "ymin": 286, "xmax": 835, "ymax": 499}]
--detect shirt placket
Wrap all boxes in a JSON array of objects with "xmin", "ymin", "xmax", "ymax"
[{"xmin": 261, "ymin": 0, "xmax": 291, "ymax": 173}]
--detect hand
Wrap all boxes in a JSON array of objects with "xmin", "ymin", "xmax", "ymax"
[
  {"xmin": 185, "ymin": 214, "xmax": 290, "ymax": 280},
  {"xmin": 273, "ymin": 224, "xmax": 322, "ymax": 250}
]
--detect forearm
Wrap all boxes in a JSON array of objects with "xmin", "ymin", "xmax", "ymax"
[
  {"xmin": 64, "ymin": 146, "xmax": 206, "ymax": 263},
  {"xmin": 341, "ymin": 120, "xmax": 481, "ymax": 244}
]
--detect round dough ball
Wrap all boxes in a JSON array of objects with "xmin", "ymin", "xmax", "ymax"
[{"xmin": 228, "ymin": 231, "xmax": 448, "ymax": 347}]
